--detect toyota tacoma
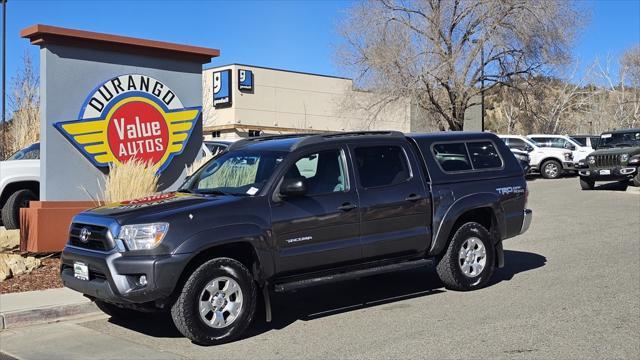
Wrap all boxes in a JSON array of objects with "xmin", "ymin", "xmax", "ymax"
[{"xmin": 60, "ymin": 131, "xmax": 532, "ymax": 345}]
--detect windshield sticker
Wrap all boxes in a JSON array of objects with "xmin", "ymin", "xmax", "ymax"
[
  {"xmin": 601, "ymin": 134, "xmax": 612, "ymax": 138},
  {"xmin": 246, "ymin": 187, "xmax": 259, "ymax": 195}
]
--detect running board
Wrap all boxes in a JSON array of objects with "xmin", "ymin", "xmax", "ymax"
[{"xmin": 274, "ymin": 258, "xmax": 433, "ymax": 292}]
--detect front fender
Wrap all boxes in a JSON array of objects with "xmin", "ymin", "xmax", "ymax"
[
  {"xmin": 172, "ymin": 223, "xmax": 275, "ymax": 279},
  {"xmin": 429, "ymin": 192, "xmax": 505, "ymax": 256}
]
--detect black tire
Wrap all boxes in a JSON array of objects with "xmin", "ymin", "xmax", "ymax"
[
  {"xmin": 580, "ymin": 177, "xmax": 594, "ymax": 190},
  {"xmin": 171, "ymin": 257, "xmax": 257, "ymax": 345},
  {"xmin": 95, "ymin": 300, "xmax": 146, "ymax": 319},
  {"xmin": 1, "ymin": 189, "xmax": 36, "ymax": 230},
  {"xmin": 632, "ymin": 172, "xmax": 640, "ymax": 187},
  {"xmin": 436, "ymin": 222, "xmax": 496, "ymax": 291},
  {"xmin": 540, "ymin": 159, "xmax": 562, "ymax": 179}
]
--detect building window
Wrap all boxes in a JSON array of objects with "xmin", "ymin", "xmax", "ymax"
[
  {"xmin": 248, "ymin": 130, "xmax": 262, "ymax": 137},
  {"xmin": 211, "ymin": 131, "xmax": 221, "ymax": 138}
]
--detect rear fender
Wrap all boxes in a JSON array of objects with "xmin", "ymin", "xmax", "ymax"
[{"xmin": 429, "ymin": 192, "xmax": 505, "ymax": 256}]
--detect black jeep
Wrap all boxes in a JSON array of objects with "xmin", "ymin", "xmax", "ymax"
[
  {"xmin": 60, "ymin": 131, "xmax": 532, "ymax": 345},
  {"xmin": 577, "ymin": 128, "xmax": 640, "ymax": 190}
]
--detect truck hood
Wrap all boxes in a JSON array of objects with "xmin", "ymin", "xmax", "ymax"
[
  {"xmin": 84, "ymin": 192, "xmax": 244, "ymax": 223},
  {"xmin": 589, "ymin": 146, "xmax": 640, "ymax": 156}
]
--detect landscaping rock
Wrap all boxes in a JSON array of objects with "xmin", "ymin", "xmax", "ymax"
[
  {"xmin": 0, "ymin": 227, "xmax": 20, "ymax": 252},
  {"xmin": 0, "ymin": 254, "xmax": 41, "ymax": 282}
]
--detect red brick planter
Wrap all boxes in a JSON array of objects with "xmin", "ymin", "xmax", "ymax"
[{"xmin": 19, "ymin": 201, "xmax": 98, "ymax": 253}]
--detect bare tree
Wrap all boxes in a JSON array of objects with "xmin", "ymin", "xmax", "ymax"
[
  {"xmin": 338, "ymin": 0, "xmax": 584, "ymax": 130},
  {"xmin": 1, "ymin": 54, "xmax": 40, "ymax": 159}
]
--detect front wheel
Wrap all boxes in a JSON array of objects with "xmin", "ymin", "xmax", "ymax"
[
  {"xmin": 580, "ymin": 177, "xmax": 594, "ymax": 190},
  {"xmin": 540, "ymin": 160, "xmax": 562, "ymax": 179},
  {"xmin": 171, "ymin": 257, "xmax": 257, "ymax": 345},
  {"xmin": 436, "ymin": 222, "xmax": 496, "ymax": 291},
  {"xmin": 632, "ymin": 172, "xmax": 640, "ymax": 187},
  {"xmin": 1, "ymin": 189, "xmax": 37, "ymax": 230}
]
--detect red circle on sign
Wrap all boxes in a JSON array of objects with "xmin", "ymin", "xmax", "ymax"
[{"xmin": 106, "ymin": 101, "xmax": 169, "ymax": 165}]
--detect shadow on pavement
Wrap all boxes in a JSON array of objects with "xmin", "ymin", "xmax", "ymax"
[
  {"xmin": 591, "ymin": 181, "xmax": 629, "ymax": 191},
  {"xmin": 105, "ymin": 249, "xmax": 546, "ymax": 342}
]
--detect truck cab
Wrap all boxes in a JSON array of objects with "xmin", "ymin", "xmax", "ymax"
[{"xmin": 528, "ymin": 134, "xmax": 592, "ymax": 164}]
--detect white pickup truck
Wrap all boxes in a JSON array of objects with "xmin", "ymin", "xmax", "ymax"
[
  {"xmin": 528, "ymin": 134, "xmax": 592, "ymax": 164},
  {"xmin": 0, "ymin": 143, "xmax": 40, "ymax": 229},
  {"xmin": 498, "ymin": 135, "xmax": 573, "ymax": 179}
]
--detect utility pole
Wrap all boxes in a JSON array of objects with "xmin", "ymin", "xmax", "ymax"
[{"xmin": 2, "ymin": 0, "xmax": 6, "ymax": 124}]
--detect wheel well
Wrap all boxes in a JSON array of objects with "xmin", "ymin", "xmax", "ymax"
[
  {"xmin": 540, "ymin": 157, "xmax": 561, "ymax": 166},
  {"xmin": 452, "ymin": 207, "xmax": 494, "ymax": 234},
  {"xmin": 0, "ymin": 181, "xmax": 40, "ymax": 208},
  {"xmin": 173, "ymin": 242, "xmax": 260, "ymax": 296}
]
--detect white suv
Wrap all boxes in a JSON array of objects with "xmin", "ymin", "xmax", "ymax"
[
  {"xmin": 528, "ymin": 134, "xmax": 592, "ymax": 164},
  {"xmin": 498, "ymin": 135, "xmax": 574, "ymax": 179},
  {"xmin": 0, "ymin": 143, "xmax": 40, "ymax": 229}
]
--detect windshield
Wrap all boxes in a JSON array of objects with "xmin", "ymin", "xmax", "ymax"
[
  {"xmin": 7, "ymin": 143, "xmax": 40, "ymax": 160},
  {"xmin": 180, "ymin": 150, "xmax": 287, "ymax": 196},
  {"xmin": 598, "ymin": 131, "xmax": 640, "ymax": 148}
]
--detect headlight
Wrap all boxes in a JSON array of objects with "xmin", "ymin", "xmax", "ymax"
[
  {"xmin": 588, "ymin": 156, "xmax": 596, "ymax": 165},
  {"xmin": 118, "ymin": 223, "xmax": 169, "ymax": 250},
  {"xmin": 516, "ymin": 154, "xmax": 529, "ymax": 162},
  {"xmin": 621, "ymin": 154, "xmax": 629, "ymax": 162},
  {"xmin": 564, "ymin": 153, "xmax": 573, "ymax": 161}
]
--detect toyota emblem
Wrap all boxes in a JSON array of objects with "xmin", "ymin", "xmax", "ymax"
[{"xmin": 79, "ymin": 227, "xmax": 91, "ymax": 243}]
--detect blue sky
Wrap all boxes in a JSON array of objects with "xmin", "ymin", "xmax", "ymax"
[{"xmin": 1, "ymin": 0, "xmax": 639, "ymax": 115}]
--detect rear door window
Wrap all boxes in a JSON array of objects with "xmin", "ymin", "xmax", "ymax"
[{"xmin": 354, "ymin": 146, "xmax": 411, "ymax": 188}]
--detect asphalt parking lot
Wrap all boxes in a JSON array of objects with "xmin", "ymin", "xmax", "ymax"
[{"xmin": 1, "ymin": 177, "xmax": 639, "ymax": 359}]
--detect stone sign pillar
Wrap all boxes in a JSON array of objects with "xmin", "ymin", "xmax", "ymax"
[{"xmin": 20, "ymin": 24, "xmax": 219, "ymax": 200}]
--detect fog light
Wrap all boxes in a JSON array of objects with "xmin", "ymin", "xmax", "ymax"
[{"xmin": 138, "ymin": 275, "xmax": 147, "ymax": 286}]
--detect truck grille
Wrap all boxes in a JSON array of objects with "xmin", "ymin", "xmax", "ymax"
[
  {"xmin": 594, "ymin": 154, "xmax": 620, "ymax": 168},
  {"xmin": 69, "ymin": 223, "xmax": 114, "ymax": 251}
]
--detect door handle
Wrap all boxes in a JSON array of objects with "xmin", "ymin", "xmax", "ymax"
[
  {"xmin": 338, "ymin": 202, "xmax": 357, "ymax": 211},
  {"xmin": 405, "ymin": 194, "xmax": 422, "ymax": 201}
]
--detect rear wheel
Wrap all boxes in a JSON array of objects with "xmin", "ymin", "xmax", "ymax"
[
  {"xmin": 436, "ymin": 222, "xmax": 495, "ymax": 291},
  {"xmin": 1, "ymin": 189, "xmax": 36, "ymax": 230},
  {"xmin": 580, "ymin": 177, "xmax": 594, "ymax": 190},
  {"xmin": 171, "ymin": 257, "xmax": 256, "ymax": 345},
  {"xmin": 540, "ymin": 160, "xmax": 562, "ymax": 179}
]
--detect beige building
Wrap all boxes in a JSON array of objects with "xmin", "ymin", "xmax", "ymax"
[{"xmin": 202, "ymin": 64, "xmax": 437, "ymax": 139}]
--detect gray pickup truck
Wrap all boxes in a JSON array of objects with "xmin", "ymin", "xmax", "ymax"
[{"xmin": 61, "ymin": 131, "xmax": 532, "ymax": 345}]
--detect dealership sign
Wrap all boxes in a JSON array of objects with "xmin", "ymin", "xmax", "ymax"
[
  {"xmin": 54, "ymin": 74, "xmax": 201, "ymax": 173},
  {"xmin": 213, "ymin": 70, "xmax": 232, "ymax": 108}
]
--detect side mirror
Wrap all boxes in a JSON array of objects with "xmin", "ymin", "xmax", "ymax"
[
  {"xmin": 526, "ymin": 145, "xmax": 534, "ymax": 153},
  {"xmin": 280, "ymin": 178, "xmax": 307, "ymax": 198},
  {"xmin": 565, "ymin": 143, "xmax": 575, "ymax": 150}
]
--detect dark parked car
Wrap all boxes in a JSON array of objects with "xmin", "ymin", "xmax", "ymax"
[
  {"xmin": 577, "ymin": 128, "xmax": 640, "ymax": 189},
  {"xmin": 60, "ymin": 131, "xmax": 532, "ymax": 345}
]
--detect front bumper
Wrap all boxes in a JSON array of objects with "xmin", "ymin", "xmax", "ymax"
[
  {"xmin": 60, "ymin": 245, "xmax": 189, "ymax": 304},
  {"xmin": 562, "ymin": 162, "xmax": 575, "ymax": 170},
  {"xmin": 578, "ymin": 167, "xmax": 637, "ymax": 181},
  {"xmin": 520, "ymin": 209, "xmax": 532, "ymax": 235}
]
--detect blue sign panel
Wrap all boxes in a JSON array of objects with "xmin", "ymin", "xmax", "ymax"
[
  {"xmin": 238, "ymin": 69, "xmax": 254, "ymax": 92},
  {"xmin": 213, "ymin": 70, "xmax": 232, "ymax": 108}
]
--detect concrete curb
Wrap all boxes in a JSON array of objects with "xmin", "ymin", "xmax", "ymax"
[
  {"xmin": 625, "ymin": 186, "xmax": 640, "ymax": 194},
  {"xmin": 0, "ymin": 301, "xmax": 99, "ymax": 329}
]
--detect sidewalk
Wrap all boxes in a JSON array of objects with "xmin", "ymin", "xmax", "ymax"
[{"xmin": 0, "ymin": 287, "xmax": 98, "ymax": 329}]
